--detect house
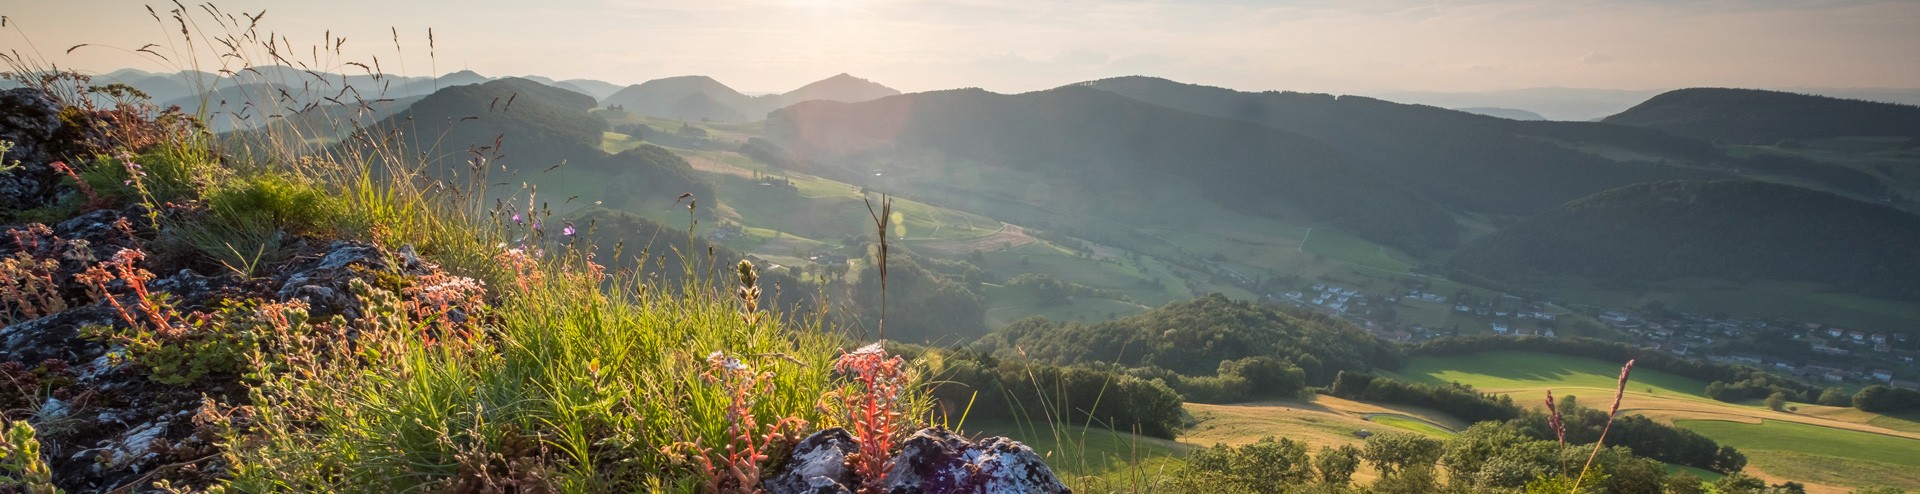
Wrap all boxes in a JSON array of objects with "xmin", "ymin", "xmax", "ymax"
[
  {"xmin": 1849, "ymin": 330, "xmax": 1868, "ymax": 343},
  {"xmin": 1492, "ymin": 322, "xmax": 1510, "ymax": 334},
  {"xmin": 1827, "ymin": 328, "xmax": 1846, "ymax": 339},
  {"xmin": 1872, "ymin": 369, "xmax": 1895, "ymax": 383},
  {"xmin": 1872, "ymin": 334, "xmax": 1890, "ymax": 345}
]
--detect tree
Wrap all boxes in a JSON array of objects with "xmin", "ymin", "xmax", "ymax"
[
  {"xmin": 1816, "ymin": 386, "xmax": 1851, "ymax": 407},
  {"xmin": 1370, "ymin": 464, "xmax": 1439, "ymax": 494},
  {"xmin": 1237, "ymin": 437, "xmax": 1314, "ymax": 486},
  {"xmin": 1712, "ymin": 473, "xmax": 1770, "ymax": 494},
  {"xmin": 1314, "ymin": 445, "xmax": 1361, "ymax": 486},
  {"xmin": 1853, "ymin": 384, "xmax": 1920, "ymax": 413},
  {"xmin": 1362, "ymin": 432, "xmax": 1443, "ymax": 475},
  {"xmin": 1662, "ymin": 472, "xmax": 1707, "ymax": 494},
  {"xmin": 1765, "ymin": 391, "xmax": 1788, "ymax": 412},
  {"xmin": 1711, "ymin": 445, "xmax": 1748, "ymax": 473}
]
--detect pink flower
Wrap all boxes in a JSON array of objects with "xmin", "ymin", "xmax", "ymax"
[{"xmin": 562, "ymin": 223, "xmax": 576, "ymax": 236}]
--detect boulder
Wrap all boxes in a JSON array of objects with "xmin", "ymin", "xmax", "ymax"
[
  {"xmin": 762, "ymin": 428, "xmax": 859, "ymax": 494},
  {"xmin": 275, "ymin": 241, "xmax": 391, "ymax": 320},
  {"xmin": 765, "ymin": 427, "xmax": 1071, "ymax": 494},
  {"xmin": 882, "ymin": 427, "xmax": 1071, "ymax": 494}
]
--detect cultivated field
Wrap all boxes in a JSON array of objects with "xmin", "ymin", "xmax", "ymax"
[{"xmin": 1394, "ymin": 350, "xmax": 1920, "ymax": 492}]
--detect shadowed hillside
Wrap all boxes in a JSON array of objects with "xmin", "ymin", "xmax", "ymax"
[
  {"xmin": 766, "ymin": 85, "xmax": 1460, "ymax": 253},
  {"xmin": 1080, "ymin": 77, "xmax": 1727, "ymax": 216},
  {"xmin": 1604, "ymin": 88, "xmax": 1920, "ymax": 143},
  {"xmin": 1450, "ymin": 180, "xmax": 1920, "ymax": 301}
]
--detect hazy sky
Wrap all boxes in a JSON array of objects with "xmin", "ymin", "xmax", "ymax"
[{"xmin": 7, "ymin": 0, "xmax": 1918, "ymax": 94}]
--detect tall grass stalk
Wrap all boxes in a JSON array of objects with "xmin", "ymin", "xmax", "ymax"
[{"xmin": 10, "ymin": 3, "xmax": 869, "ymax": 490}]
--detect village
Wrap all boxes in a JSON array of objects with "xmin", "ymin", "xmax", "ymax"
[{"xmin": 1274, "ymin": 282, "xmax": 1920, "ymax": 392}]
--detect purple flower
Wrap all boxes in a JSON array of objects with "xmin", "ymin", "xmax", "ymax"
[
  {"xmin": 562, "ymin": 223, "xmax": 576, "ymax": 236},
  {"xmin": 511, "ymin": 212, "xmax": 523, "ymax": 224}
]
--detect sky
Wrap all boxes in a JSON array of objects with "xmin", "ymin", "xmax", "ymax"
[{"xmin": 6, "ymin": 0, "xmax": 1919, "ymax": 95}]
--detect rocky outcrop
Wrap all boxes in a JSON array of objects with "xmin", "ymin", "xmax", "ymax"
[
  {"xmin": 0, "ymin": 87, "xmax": 66, "ymax": 211},
  {"xmin": 763, "ymin": 428, "xmax": 860, "ymax": 494},
  {"xmin": 273, "ymin": 241, "xmax": 394, "ymax": 320},
  {"xmin": 763, "ymin": 427, "xmax": 1072, "ymax": 494}
]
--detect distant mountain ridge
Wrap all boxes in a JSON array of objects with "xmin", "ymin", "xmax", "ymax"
[
  {"xmin": 1453, "ymin": 107, "xmax": 1545, "ymax": 121},
  {"xmin": 600, "ymin": 73, "xmax": 899, "ymax": 122},
  {"xmin": 1603, "ymin": 87, "xmax": 1920, "ymax": 143},
  {"xmin": 776, "ymin": 73, "xmax": 901, "ymax": 107},
  {"xmin": 1079, "ymin": 76, "xmax": 1724, "ymax": 216}
]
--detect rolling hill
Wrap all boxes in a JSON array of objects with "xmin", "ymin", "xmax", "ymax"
[
  {"xmin": 774, "ymin": 73, "xmax": 900, "ymax": 106},
  {"xmin": 764, "ymin": 85, "xmax": 1460, "ymax": 253},
  {"xmin": 1449, "ymin": 180, "xmax": 1920, "ymax": 301},
  {"xmin": 358, "ymin": 77, "xmax": 704, "ymax": 203},
  {"xmin": 599, "ymin": 75, "xmax": 760, "ymax": 122},
  {"xmin": 599, "ymin": 74, "xmax": 900, "ymax": 122},
  {"xmin": 553, "ymin": 78, "xmax": 623, "ymax": 100},
  {"xmin": 1079, "ymin": 76, "xmax": 1727, "ymax": 216},
  {"xmin": 1604, "ymin": 88, "xmax": 1920, "ymax": 144}
]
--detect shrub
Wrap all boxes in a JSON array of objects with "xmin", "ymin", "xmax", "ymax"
[
  {"xmin": 1174, "ymin": 437, "xmax": 1314, "ymax": 493},
  {"xmin": 1853, "ymin": 385, "xmax": 1920, "ymax": 413},
  {"xmin": 0, "ymin": 420, "xmax": 55, "ymax": 493},
  {"xmin": 172, "ymin": 172, "xmax": 344, "ymax": 276}
]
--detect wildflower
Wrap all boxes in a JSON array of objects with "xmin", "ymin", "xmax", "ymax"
[
  {"xmin": 511, "ymin": 212, "xmax": 523, "ymax": 224},
  {"xmin": 562, "ymin": 222, "xmax": 576, "ymax": 236},
  {"xmin": 706, "ymin": 350, "xmax": 747, "ymax": 373}
]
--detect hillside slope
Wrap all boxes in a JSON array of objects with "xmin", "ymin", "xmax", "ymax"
[
  {"xmin": 972, "ymin": 294, "xmax": 1398, "ymax": 381},
  {"xmin": 1603, "ymin": 88, "xmax": 1920, "ymax": 143},
  {"xmin": 369, "ymin": 78, "xmax": 709, "ymax": 202},
  {"xmin": 775, "ymin": 73, "xmax": 900, "ymax": 106},
  {"xmin": 765, "ymin": 86, "xmax": 1460, "ymax": 252},
  {"xmin": 600, "ymin": 75, "xmax": 760, "ymax": 122},
  {"xmin": 1081, "ymin": 77, "xmax": 1726, "ymax": 216},
  {"xmin": 1449, "ymin": 180, "xmax": 1920, "ymax": 301}
]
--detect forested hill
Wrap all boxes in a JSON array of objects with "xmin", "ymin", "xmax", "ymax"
[
  {"xmin": 775, "ymin": 73, "xmax": 900, "ymax": 107},
  {"xmin": 971, "ymin": 294, "xmax": 1400, "ymax": 383},
  {"xmin": 765, "ymin": 85, "xmax": 1460, "ymax": 253},
  {"xmin": 1603, "ymin": 88, "xmax": 1920, "ymax": 143},
  {"xmin": 600, "ymin": 75, "xmax": 760, "ymax": 122},
  {"xmin": 1449, "ymin": 180, "xmax": 1920, "ymax": 301},
  {"xmin": 371, "ymin": 78, "xmax": 709, "ymax": 200},
  {"xmin": 378, "ymin": 77, "xmax": 606, "ymax": 169},
  {"xmin": 1079, "ymin": 76, "xmax": 1725, "ymax": 216}
]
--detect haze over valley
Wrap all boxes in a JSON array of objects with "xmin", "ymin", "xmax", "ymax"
[{"xmin": 5, "ymin": 2, "xmax": 1920, "ymax": 492}]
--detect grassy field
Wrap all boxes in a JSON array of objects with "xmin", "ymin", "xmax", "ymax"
[
  {"xmin": 1368, "ymin": 414, "xmax": 1455, "ymax": 438},
  {"xmin": 1677, "ymin": 419, "xmax": 1920, "ymax": 470},
  {"xmin": 1677, "ymin": 420, "xmax": 1920, "ymax": 491},
  {"xmin": 1394, "ymin": 350, "xmax": 1920, "ymax": 491},
  {"xmin": 962, "ymin": 419, "xmax": 1190, "ymax": 490},
  {"xmin": 1392, "ymin": 350, "xmax": 1709, "ymax": 398}
]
